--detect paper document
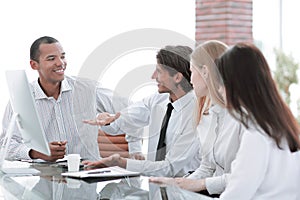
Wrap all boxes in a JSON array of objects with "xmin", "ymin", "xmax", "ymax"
[{"xmin": 61, "ymin": 166, "xmax": 140, "ymax": 178}]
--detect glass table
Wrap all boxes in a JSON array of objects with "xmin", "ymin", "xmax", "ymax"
[{"xmin": 0, "ymin": 162, "xmax": 212, "ymax": 200}]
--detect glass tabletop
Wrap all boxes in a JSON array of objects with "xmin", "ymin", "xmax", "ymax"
[{"xmin": 0, "ymin": 162, "xmax": 212, "ymax": 200}]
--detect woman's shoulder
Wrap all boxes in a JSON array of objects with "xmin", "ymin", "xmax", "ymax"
[{"xmin": 240, "ymin": 126, "xmax": 274, "ymax": 152}]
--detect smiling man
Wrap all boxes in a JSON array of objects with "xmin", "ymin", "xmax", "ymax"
[
  {"xmin": 1, "ymin": 36, "xmax": 141, "ymax": 162},
  {"xmin": 0, "ymin": 36, "xmax": 100, "ymax": 161},
  {"xmin": 30, "ymin": 40, "xmax": 66, "ymax": 99},
  {"xmin": 84, "ymin": 45, "xmax": 201, "ymax": 177}
]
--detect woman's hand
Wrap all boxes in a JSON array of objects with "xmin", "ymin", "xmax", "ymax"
[
  {"xmin": 150, "ymin": 177, "xmax": 206, "ymax": 192},
  {"xmin": 174, "ymin": 178, "xmax": 206, "ymax": 192},
  {"xmin": 149, "ymin": 177, "xmax": 177, "ymax": 186}
]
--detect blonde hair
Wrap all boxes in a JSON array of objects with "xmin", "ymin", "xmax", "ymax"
[{"xmin": 191, "ymin": 40, "xmax": 228, "ymax": 123}]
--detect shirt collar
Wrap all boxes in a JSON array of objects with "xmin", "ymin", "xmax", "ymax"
[
  {"xmin": 31, "ymin": 77, "xmax": 72, "ymax": 100},
  {"xmin": 170, "ymin": 90, "xmax": 196, "ymax": 112},
  {"xmin": 210, "ymin": 104, "xmax": 226, "ymax": 116}
]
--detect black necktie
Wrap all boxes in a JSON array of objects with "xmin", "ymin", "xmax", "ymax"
[{"xmin": 156, "ymin": 103, "xmax": 174, "ymax": 161}]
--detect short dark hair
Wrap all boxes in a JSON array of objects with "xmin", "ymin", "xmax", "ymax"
[
  {"xmin": 156, "ymin": 45, "xmax": 193, "ymax": 92},
  {"xmin": 30, "ymin": 36, "xmax": 59, "ymax": 62},
  {"xmin": 217, "ymin": 43, "xmax": 300, "ymax": 152}
]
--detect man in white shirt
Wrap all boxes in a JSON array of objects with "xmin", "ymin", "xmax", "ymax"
[
  {"xmin": 83, "ymin": 45, "xmax": 201, "ymax": 177},
  {"xmin": 1, "ymin": 36, "xmax": 142, "ymax": 162}
]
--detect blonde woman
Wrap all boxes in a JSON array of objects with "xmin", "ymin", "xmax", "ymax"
[{"xmin": 150, "ymin": 40, "xmax": 244, "ymax": 197}]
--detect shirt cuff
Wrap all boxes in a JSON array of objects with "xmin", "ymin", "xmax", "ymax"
[
  {"xmin": 127, "ymin": 140, "xmax": 142, "ymax": 153},
  {"xmin": 100, "ymin": 124, "xmax": 121, "ymax": 135},
  {"xmin": 205, "ymin": 175, "xmax": 226, "ymax": 195},
  {"xmin": 22, "ymin": 147, "xmax": 32, "ymax": 160},
  {"xmin": 126, "ymin": 159, "xmax": 143, "ymax": 172},
  {"xmin": 187, "ymin": 171, "xmax": 201, "ymax": 179}
]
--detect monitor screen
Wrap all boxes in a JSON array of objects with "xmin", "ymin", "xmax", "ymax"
[{"xmin": 5, "ymin": 70, "xmax": 50, "ymax": 156}]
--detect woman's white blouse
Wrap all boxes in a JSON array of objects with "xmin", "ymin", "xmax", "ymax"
[
  {"xmin": 188, "ymin": 105, "xmax": 244, "ymax": 194},
  {"xmin": 220, "ymin": 126, "xmax": 300, "ymax": 200}
]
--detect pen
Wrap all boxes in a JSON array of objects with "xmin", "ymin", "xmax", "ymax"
[{"xmin": 87, "ymin": 170, "xmax": 111, "ymax": 174}]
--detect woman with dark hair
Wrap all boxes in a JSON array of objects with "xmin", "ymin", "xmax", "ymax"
[{"xmin": 217, "ymin": 43, "xmax": 300, "ymax": 199}]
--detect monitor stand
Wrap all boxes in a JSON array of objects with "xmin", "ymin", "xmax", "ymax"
[{"xmin": 0, "ymin": 113, "xmax": 40, "ymax": 174}]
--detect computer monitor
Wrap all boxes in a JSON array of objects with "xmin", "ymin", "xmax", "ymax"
[{"xmin": 4, "ymin": 70, "xmax": 51, "ymax": 157}]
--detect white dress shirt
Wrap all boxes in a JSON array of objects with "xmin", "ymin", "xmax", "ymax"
[
  {"xmin": 102, "ymin": 91, "xmax": 201, "ymax": 177},
  {"xmin": 220, "ymin": 125, "xmax": 300, "ymax": 200},
  {"xmin": 1, "ymin": 76, "xmax": 142, "ymax": 161},
  {"xmin": 95, "ymin": 87, "xmax": 143, "ymax": 154},
  {"xmin": 188, "ymin": 105, "xmax": 244, "ymax": 194}
]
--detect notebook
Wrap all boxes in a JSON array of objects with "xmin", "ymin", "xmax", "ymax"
[{"xmin": 61, "ymin": 166, "xmax": 140, "ymax": 179}]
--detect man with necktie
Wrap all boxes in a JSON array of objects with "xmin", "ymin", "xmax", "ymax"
[{"xmin": 84, "ymin": 45, "xmax": 201, "ymax": 177}]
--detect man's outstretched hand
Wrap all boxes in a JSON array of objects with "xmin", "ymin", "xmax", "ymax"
[{"xmin": 83, "ymin": 112, "xmax": 121, "ymax": 126}]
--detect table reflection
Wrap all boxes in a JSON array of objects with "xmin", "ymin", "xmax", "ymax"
[{"xmin": 0, "ymin": 162, "xmax": 212, "ymax": 200}]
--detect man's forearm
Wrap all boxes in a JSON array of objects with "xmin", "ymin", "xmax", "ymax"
[{"xmin": 29, "ymin": 149, "xmax": 43, "ymax": 159}]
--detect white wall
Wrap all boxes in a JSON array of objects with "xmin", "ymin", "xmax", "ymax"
[{"xmin": 2, "ymin": 0, "xmax": 300, "ymax": 128}]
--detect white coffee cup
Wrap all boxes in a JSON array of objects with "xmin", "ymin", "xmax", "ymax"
[{"xmin": 67, "ymin": 154, "xmax": 81, "ymax": 172}]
